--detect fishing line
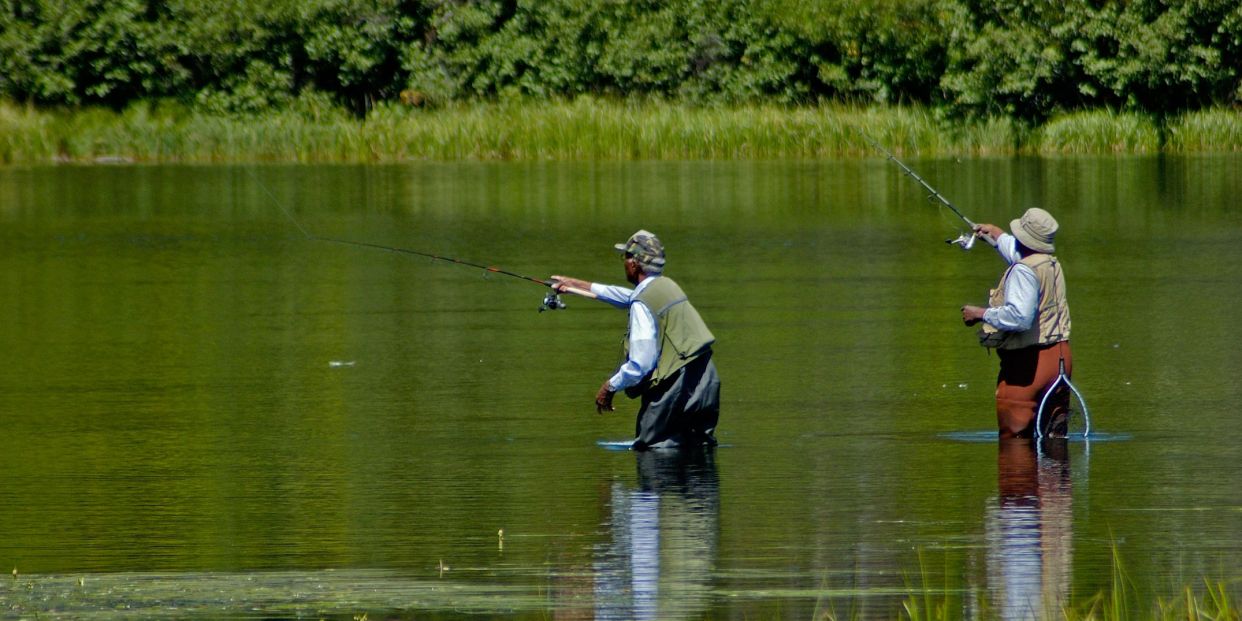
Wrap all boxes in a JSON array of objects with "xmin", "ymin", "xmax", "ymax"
[
  {"xmin": 246, "ymin": 165, "xmax": 315, "ymax": 241},
  {"xmin": 860, "ymin": 133, "xmax": 994, "ymax": 250},
  {"xmin": 242, "ymin": 166, "xmax": 592, "ymax": 311}
]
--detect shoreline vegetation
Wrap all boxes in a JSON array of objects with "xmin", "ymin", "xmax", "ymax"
[
  {"xmin": 900, "ymin": 545, "xmax": 1242, "ymax": 621},
  {"xmin": 4, "ymin": 99, "xmax": 1242, "ymax": 165},
  {"xmin": 6, "ymin": 1, "xmax": 1242, "ymax": 164},
  {"xmin": 3, "ymin": 548, "xmax": 1238, "ymax": 619},
  {"xmin": 901, "ymin": 580, "xmax": 1241, "ymax": 621}
]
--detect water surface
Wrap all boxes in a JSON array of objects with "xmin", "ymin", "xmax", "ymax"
[{"xmin": 2, "ymin": 157, "xmax": 1241, "ymax": 618}]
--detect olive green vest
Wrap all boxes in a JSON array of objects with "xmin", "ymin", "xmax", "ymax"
[
  {"xmin": 980, "ymin": 253, "xmax": 1071, "ymax": 349},
  {"xmin": 626, "ymin": 276, "xmax": 716, "ymax": 388}
]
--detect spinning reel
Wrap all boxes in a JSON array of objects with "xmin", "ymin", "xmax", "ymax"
[
  {"xmin": 946, "ymin": 232, "xmax": 978, "ymax": 251},
  {"xmin": 539, "ymin": 290, "xmax": 568, "ymax": 312}
]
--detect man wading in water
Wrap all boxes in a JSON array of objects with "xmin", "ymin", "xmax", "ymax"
[
  {"xmin": 961, "ymin": 208, "xmax": 1073, "ymax": 438},
  {"xmin": 552, "ymin": 230, "xmax": 720, "ymax": 450}
]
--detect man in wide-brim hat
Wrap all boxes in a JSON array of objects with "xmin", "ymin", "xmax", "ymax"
[{"xmin": 962, "ymin": 208, "xmax": 1074, "ymax": 438}]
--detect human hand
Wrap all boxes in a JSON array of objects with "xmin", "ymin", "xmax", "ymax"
[
  {"xmin": 972, "ymin": 223, "xmax": 1004, "ymax": 241},
  {"xmin": 961, "ymin": 305, "xmax": 986, "ymax": 326},
  {"xmin": 550, "ymin": 275, "xmax": 590, "ymax": 293},
  {"xmin": 595, "ymin": 380, "xmax": 615, "ymax": 414}
]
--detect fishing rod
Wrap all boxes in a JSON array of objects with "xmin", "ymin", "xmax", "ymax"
[
  {"xmin": 247, "ymin": 167, "xmax": 594, "ymax": 312},
  {"xmin": 313, "ymin": 234, "xmax": 596, "ymax": 312},
  {"xmin": 861, "ymin": 134, "xmax": 995, "ymax": 250},
  {"xmin": 860, "ymin": 141, "xmax": 1091, "ymax": 439}
]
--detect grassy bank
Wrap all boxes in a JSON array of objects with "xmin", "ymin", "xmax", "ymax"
[
  {"xmin": 900, "ymin": 545, "xmax": 1242, "ymax": 621},
  {"xmin": 3, "ymin": 99, "xmax": 1242, "ymax": 164},
  {"xmin": 903, "ymin": 581, "xmax": 1241, "ymax": 621}
]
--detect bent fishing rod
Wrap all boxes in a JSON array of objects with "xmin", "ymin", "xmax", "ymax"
[
  {"xmin": 861, "ymin": 134, "xmax": 995, "ymax": 250},
  {"xmin": 249, "ymin": 168, "xmax": 594, "ymax": 312}
]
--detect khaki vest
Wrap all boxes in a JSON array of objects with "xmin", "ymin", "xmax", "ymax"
[
  {"xmin": 625, "ymin": 277, "xmax": 715, "ymax": 390},
  {"xmin": 979, "ymin": 254, "xmax": 1071, "ymax": 349}
]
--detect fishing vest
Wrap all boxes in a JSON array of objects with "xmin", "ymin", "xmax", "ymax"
[
  {"xmin": 624, "ymin": 276, "xmax": 716, "ymax": 393},
  {"xmin": 979, "ymin": 253, "xmax": 1071, "ymax": 350}
]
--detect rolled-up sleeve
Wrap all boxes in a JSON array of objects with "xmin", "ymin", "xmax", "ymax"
[
  {"xmin": 995, "ymin": 233, "xmax": 1022, "ymax": 265},
  {"xmin": 608, "ymin": 301, "xmax": 659, "ymax": 391},
  {"xmin": 983, "ymin": 264, "xmax": 1039, "ymax": 331}
]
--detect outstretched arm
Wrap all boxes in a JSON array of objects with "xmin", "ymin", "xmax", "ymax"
[
  {"xmin": 549, "ymin": 275, "xmax": 591, "ymax": 292},
  {"xmin": 973, "ymin": 224, "xmax": 1022, "ymax": 264},
  {"xmin": 551, "ymin": 275, "xmax": 630, "ymax": 308}
]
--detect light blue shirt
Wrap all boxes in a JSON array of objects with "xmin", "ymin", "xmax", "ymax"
[
  {"xmin": 983, "ymin": 233, "xmax": 1040, "ymax": 332},
  {"xmin": 591, "ymin": 277, "xmax": 661, "ymax": 392}
]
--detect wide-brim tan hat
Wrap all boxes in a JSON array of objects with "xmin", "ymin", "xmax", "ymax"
[{"xmin": 1010, "ymin": 208, "xmax": 1057, "ymax": 253}]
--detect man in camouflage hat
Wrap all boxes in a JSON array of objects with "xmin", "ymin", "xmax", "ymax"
[
  {"xmin": 551, "ymin": 229, "xmax": 720, "ymax": 450},
  {"xmin": 961, "ymin": 208, "xmax": 1073, "ymax": 438}
]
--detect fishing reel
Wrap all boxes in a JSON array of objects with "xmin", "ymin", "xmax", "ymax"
[
  {"xmin": 539, "ymin": 290, "xmax": 568, "ymax": 312},
  {"xmin": 946, "ymin": 232, "xmax": 977, "ymax": 251}
]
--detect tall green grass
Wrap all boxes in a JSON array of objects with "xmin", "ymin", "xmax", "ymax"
[
  {"xmin": 901, "ymin": 543, "xmax": 1241, "ymax": 621},
  {"xmin": 3, "ymin": 98, "xmax": 1242, "ymax": 164},
  {"xmin": 1166, "ymin": 108, "xmax": 1242, "ymax": 153},
  {"xmin": 359, "ymin": 98, "xmax": 1010, "ymax": 160},
  {"xmin": 1035, "ymin": 109, "xmax": 1161, "ymax": 154}
]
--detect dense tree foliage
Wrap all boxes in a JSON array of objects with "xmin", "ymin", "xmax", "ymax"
[
  {"xmin": 2, "ymin": 0, "xmax": 1240, "ymax": 122},
  {"xmin": 939, "ymin": 0, "xmax": 1242, "ymax": 122}
]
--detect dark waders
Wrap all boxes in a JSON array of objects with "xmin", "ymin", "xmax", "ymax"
[{"xmin": 633, "ymin": 351, "xmax": 720, "ymax": 450}]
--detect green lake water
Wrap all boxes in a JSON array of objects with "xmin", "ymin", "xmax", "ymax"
[{"xmin": 2, "ymin": 158, "xmax": 1241, "ymax": 619}]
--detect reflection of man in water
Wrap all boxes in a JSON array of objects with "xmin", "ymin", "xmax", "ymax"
[
  {"xmin": 961, "ymin": 208, "xmax": 1073, "ymax": 438},
  {"xmin": 985, "ymin": 439, "xmax": 1072, "ymax": 620},
  {"xmin": 593, "ymin": 448, "xmax": 719, "ymax": 620}
]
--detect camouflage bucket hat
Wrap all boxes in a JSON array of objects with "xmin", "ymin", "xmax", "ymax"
[{"xmin": 613, "ymin": 229, "xmax": 666, "ymax": 273}]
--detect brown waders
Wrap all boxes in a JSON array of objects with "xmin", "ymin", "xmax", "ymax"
[{"xmin": 996, "ymin": 341, "xmax": 1073, "ymax": 438}]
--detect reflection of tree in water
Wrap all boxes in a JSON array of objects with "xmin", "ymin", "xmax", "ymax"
[
  {"xmin": 593, "ymin": 447, "xmax": 720, "ymax": 621},
  {"xmin": 984, "ymin": 439, "xmax": 1074, "ymax": 620}
]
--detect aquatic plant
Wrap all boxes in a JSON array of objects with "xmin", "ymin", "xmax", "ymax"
[
  {"xmin": 1165, "ymin": 108, "xmax": 1242, "ymax": 153},
  {"xmin": 899, "ymin": 549, "xmax": 973, "ymax": 621},
  {"xmin": 0, "ymin": 102, "xmax": 55, "ymax": 164},
  {"xmin": 1158, "ymin": 580, "xmax": 1239, "ymax": 621},
  {"xmin": 1061, "ymin": 541, "xmax": 1139, "ymax": 620},
  {"xmin": 898, "ymin": 542, "xmax": 1242, "ymax": 621},
  {"xmin": 1034, "ymin": 110, "xmax": 1161, "ymax": 154},
  {"xmin": 4, "ymin": 99, "xmax": 1242, "ymax": 164}
]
